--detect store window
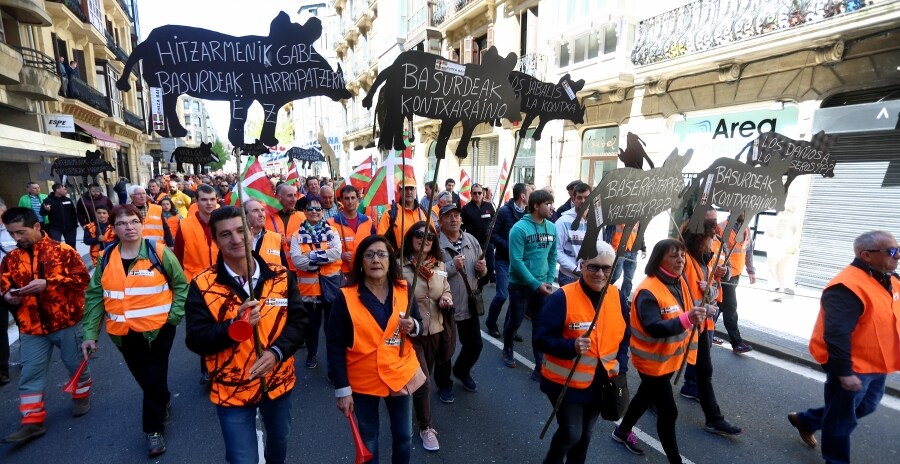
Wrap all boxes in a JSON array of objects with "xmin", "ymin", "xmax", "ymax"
[{"xmin": 581, "ymin": 126, "xmax": 619, "ymax": 186}]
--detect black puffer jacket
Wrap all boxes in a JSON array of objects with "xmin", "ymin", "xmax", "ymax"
[{"xmin": 490, "ymin": 199, "xmax": 526, "ymax": 262}]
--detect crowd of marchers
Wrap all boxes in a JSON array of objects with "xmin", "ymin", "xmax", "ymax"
[{"xmin": 0, "ymin": 174, "xmax": 897, "ymax": 464}]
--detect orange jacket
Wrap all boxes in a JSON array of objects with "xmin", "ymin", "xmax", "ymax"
[
  {"xmin": 343, "ymin": 284, "xmax": 421, "ymax": 396},
  {"xmin": 142, "ymin": 203, "xmax": 166, "ymax": 240},
  {"xmin": 0, "ymin": 234, "xmax": 90, "ymax": 335},
  {"xmin": 85, "ymin": 221, "xmax": 116, "ymax": 266},
  {"xmin": 629, "ymin": 275, "xmax": 697, "ymax": 376},
  {"xmin": 809, "ymin": 266, "xmax": 900, "ymax": 374},
  {"xmin": 100, "ymin": 240, "xmax": 173, "ymax": 335},
  {"xmin": 165, "ymin": 214, "xmax": 180, "ymax": 240},
  {"xmin": 376, "ymin": 205, "xmax": 427, "ymax": 249},
  {"xmin": 178, "ymin": 212, "xmax": 218, "ymax": 282},
  {"xmin": 542, "ymin": 283, "xmax": 626, "ymax": 388}
]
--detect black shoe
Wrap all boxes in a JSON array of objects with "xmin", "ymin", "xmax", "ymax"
[
  {"xmin": 611, "ymin": 426, "xmax": 645, "ymax": 455},
  {"xmin": 679, "ymin": 388, "xmax": 700, "ymax": 403},
  {"xmin": 306, "ymin": 356, "xmax": 318, "ymax": 369},
  {"xmin": 0, "ymin": 373, "xmax": 10, "ymax": 386},
  {"xmin": 514, "ymin": 333, "xmax": 524, "ymax": 343},
  {"xmin": 732, "ymin": 342, "xmax": 753, "ymax": 354},
  {"xmin": 530, "ymin": 368, "xmax": 542, "ymax": 382},
  {"xmin": 438, "ymin": 386, "xmax": 455, "ymax": 404},
  {"xmin": 147, "ymin": 432, "xmax": 167, "ymax": 456},
  {"xmin": 486, "ymin": 325, "xmax": 501, "ymax": 338},
  {"xmin": 704, "ymin": 418, "xmax": 742, "ymax": 436},
  {"xmin": 1, "ymin": 423, "xmax": 46, "ymax": 444}
]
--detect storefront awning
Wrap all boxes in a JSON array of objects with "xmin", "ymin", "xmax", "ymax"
[{"xmin": 75, "ymin": 121, "xmax": 120, "ymax": 150}]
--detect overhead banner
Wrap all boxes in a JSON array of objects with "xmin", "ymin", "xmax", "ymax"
[{"xmin": 43, "ymin": 114, "xmax": 75, "ymax": 133}]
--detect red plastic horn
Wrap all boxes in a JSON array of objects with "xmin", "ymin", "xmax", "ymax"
[
  {"xmin": 62, "ymin": 358, "xmax": 89, "ymax": 395},
  {"xmin": 349, "ymin": 414, "xmax": 374, "ymax": 464},
  {"xmin": 228, "ymin": 308, "xmax": 253, "ymax": 342}
]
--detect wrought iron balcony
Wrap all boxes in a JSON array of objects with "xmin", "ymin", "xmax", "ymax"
[
  {"xmin": 432, "ymin": 0, "xmax": 476, "ymax": 27},
  {"xmin": 47, "ymin": 0, "xmax": 87, "ymax": 23},
  {"xmin": 67, "ymin": 76, "xmax": 111, "ymax": 114},
  {"xmin": 105, "ymin": 34, "xmax": 129, "ymax": 63},
  {"xmin": 124, "ymin": 109, "xmax": 145, "ymax": 132},
  {"xmin": 519, "ymin": 53, "xmax": 547, "ymax": 81},
  {"xmin": 631, "ymin": 0, "xmax": 868, "ymax": 66}
]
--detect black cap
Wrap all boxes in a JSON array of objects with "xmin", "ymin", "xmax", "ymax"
[{"xmin": 439, "ymin": 204, "xmax": 461, "ymax": 217}]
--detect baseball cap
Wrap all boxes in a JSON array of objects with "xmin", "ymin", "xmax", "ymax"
[
  {"xmin": 439, "ymin": 204, "xmax": 461, "ymax": 217},
  {"xmin": 397, "ymin": 178, "xmax": 417, "ymax": 189}
]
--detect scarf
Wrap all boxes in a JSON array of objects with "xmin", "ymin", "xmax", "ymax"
[
  {"xmin": 297, "ymin": 220, "xmax": 332, "ymax": 245},
  {"xmin": 410, "ymin": 255, "xmax": 438, "ymax": 282}
]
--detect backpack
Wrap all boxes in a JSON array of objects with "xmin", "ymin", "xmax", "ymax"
[{"xmin": 100, "ymin": 238, "xmax": 171, "ymax": 287}]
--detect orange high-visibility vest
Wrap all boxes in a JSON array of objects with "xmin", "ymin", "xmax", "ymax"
[
  {"xmin": 266, "ymin": 210, "xmax": 306, "ymax": 271},
  {"xmin": 343, "ymin": 284, "xmax": 421, "ymax": 396},
  {"xmin": 165, "ymin": 214, "xmax": 180, "ymax": 240},
  {"xmin": 180, "ymin": 213, "xmax": 218, "ymax": 282},
  {"xmin": 630, "ymin": 275, "xmax": 698, "ymax": 376},
  {"xmin": 717, "ymin": 222, "xmax": 749, "ymax": 277},
  {"xmin": 195, "ymin": 263, "xmax": 295, "ymax": 406},
  {"xmin": 100, "ymin": 241, "xmax": 172, "ymax": 336},
  {"xmin": 611, "ymin": 224, "xmax": 638, "ymax": 252},
  {"xmin": 684, "ymin": 253, "xmax": 721, "ymax": 331},
  {"xmin": 255, "ymin": 230, "xmax": 284, "ymax": 266},
  {"xmin": 85, "ymin": 222, "xmax": 116, "ymax": 266},
  {"xmin": 294, "ymin": 231, "xmax": 342, "ymax": 297},
  {"xmin": 542, "ymin": 282, "xmax": 626, "ymax": 388},
  {"xmin": 142, "ymin": 203, "xmax": 165, "ymax": 240},
  {"xmin": 328, "ymin": 214, "xmax": 375, "ymax": 274},
  {"xmin": 809, "ymin": 266, "xmax": 900, "ymax": 374}
]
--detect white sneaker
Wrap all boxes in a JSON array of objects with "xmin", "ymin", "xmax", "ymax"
[{"xmin": 420, "ymin": 427, "xmax": 439, "ymax": 451}]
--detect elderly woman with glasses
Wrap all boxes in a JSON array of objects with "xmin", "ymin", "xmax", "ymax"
[
  {"xmin": 534, "ymin": 240, "xmax": 630, "ymax": 464},
  {"xmin": 327, "ymin": 235, "xmax": 423, "ymax": 464},
  {"xmin": 290, "ymin": 194, "xmax": 343, "ymax": 373}
]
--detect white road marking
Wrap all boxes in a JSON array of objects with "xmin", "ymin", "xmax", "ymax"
[
  {"xmin": 258, "ymin": 411, "xmax": 265, "ymax": 462},
  {"xmin": 480, "ymin": 330, "xmax": 697, "ymax": 464}
]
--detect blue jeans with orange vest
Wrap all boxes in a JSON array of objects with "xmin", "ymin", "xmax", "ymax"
[
  {"xmin": 217, "ymin": 389, "xmax": 293, "ymax": 464},
  {"xmin": 795, "ymin": 372, "xmax": 886, "ymax": 464},
  {"xmin": 611, "ymin": 251, "xmax": 638, "ymax": 300},
  {"xmin": 353, "ymin": 392, "xmax": 413, "ymax": 464}
]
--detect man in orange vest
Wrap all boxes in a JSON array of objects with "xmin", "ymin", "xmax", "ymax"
[
  {"xmin": 789, "ymin": 230, "xmax": 900, "ymax": 463},
  {"xmin": 175, "ymin": 184, "xmax": 220, "ymax": 282},
  {"xmin": 377, "ymin": 178, "xmax": 428, "ymax": 251},
  {"xmin": 81, "ymin": 204, "xmax": 189, "ymax": 457},
  {"xmin": 129, "ymin": 186, "xmax": 174, "ymax": 247},
  {"xmin": 329, "ymin": 185, "xmax": 376, "ymax": 276},
  {"xmin": 0, "ymin": 207, "xmax": 91, "ymax": 444},
  {"xmin": 244, "ymin": 199, "xmax": 287, "ymax": 267},
  {"xmin": 184, "ymin": 206, "xmax": 307, "ymax": 464},
  {"xmin": 715, "ymin": 214, "xmax": 755, "ymax": 353},
  {"xmin": 267, "ymin": 183, "xmax": 305, "ymax": 269}
]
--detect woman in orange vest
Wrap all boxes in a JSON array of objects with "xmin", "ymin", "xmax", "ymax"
[
  {"xmin": 678, "ymin": 220, "xmax": 743, "ymax": 437},
  {"xmin": 81, "ymin": 204, "xmax": 189, "ymax": 457},
  {"xmin": 613, "ymin": 239, "xmax": 705, "ymax": 463},
  {"xmin": 327, "ymin": 235, "xmax": 423, "ymax": 464},
  {"xmin": 289, "ymin": 195, "xmax": 343, "ymax": 373},
  {"xmin": 159, "ymin": 197, "xmax": 181, "ymax": 241},
  {"xmin": 400, "ymin": 221, "xmax": 452, "ymax": 452},
  {"xmin": 534, "ymin": 241, "xmax": 629, "ymax": 464}
]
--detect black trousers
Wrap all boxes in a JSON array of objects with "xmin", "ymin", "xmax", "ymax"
[
  {"xmin": 620, "ymin": 372, "xmax": 682, "ymax": 464},
  {"xmin": 0, "ymin": 298, "xmax": 11, "ymax": 377},
  {"xmin": 543, "ymin": 398, "xmax": 602, "ymax": 464},
  {"xmin": 48, "ymin": 228, "xmax": 77, "ymax": 247},
  {"xmin": 718, "ymin": 276, "xmax": 742, "ymax": 343},
  {"xmin": 683, "ymin": 327, "xmax": 724, "ymax": 423},
  {"xmin": 434, "ymin": 314, "xmax": 482, "ymax": 389},
  {"xmin": 116, "ymin": 324, "xmax": 176, "ymax": 434}
]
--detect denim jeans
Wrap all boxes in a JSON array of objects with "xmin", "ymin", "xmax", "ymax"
[
  {"xmin": 353, "ymin": 393, "xmax": 413, "ymax": 464},
  {"xmin": 796, "ymin": 373, "xmax": 886, "ymax": 464},
  {"xmin": 503, "ymin": 284, "xmax": 548, "ymax": 368},
  {"xmin": 486, "ymin": 260, "xmax": 510, "ymax": 328},
  {"xmin": 611, "ymin": 251, "xmax": 638, "ymax": 300},
  {"xmin": 216, "ymin": 389, "xmax": 293, "ymax": 464},
  {"xmin": 543, "ymin": 397, "xmax": 602, "ymax": 464},
  {"xmin": 557, "ymin": 273, "xmax": 578, "ymax": 287}
]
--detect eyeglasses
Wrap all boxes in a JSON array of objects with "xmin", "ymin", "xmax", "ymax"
[
  {"xmin": 866, "ymin": 247, "xmax": 900, "ymax": 258},
  {"xmin": 364, "ymin": 250, "xmax": 391, "ymax": 261},
  {"xmin": 413, "ymin": 230, "xmax": 435, "ymax": 241},
  {"xmin": 306, "ymin": 206, "xmax": 323, "ymax": 212},
  {"xmin": 114, "ymin": 219, "xmax": 141, "ymax": 228},
  {"xmin": 471, "ymin": 191, "xmax": 483, "ymax": 195},
  {"xmin": 585, "ymin": 264, "xmax": 613, "ymax": 274}
]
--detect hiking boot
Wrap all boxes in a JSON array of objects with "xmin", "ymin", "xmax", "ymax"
[
  {"xmin": 147, "ymin": 432, "xmax": 167, "ymax": 457},
  {"xmin": 438, "ymin": 386, "xmax": 455, "ymax": 404},
  {"xmin": 486, "ymin": 325, "xmax": 501, "ymax": 338},
  {"xmin": 704, "ymin": 418, "xmax": 742, "ymax": 436},
  {"xmin": 502, "ymin": 350, "xmax": 516, "ymax": 368},
  {"xmin": 306, "ymin": 356, "xmax": 318, "ymax": 369},
  {"xmin": 712, "ymin": 336, "xmax": 725, "ymax": 345},
  {"xmin": 419, "ymin": 427, "xmax": 439, "ymax": 451},
  {"xmin": 611, "ymin": 426, "xmax": 645, "ymax": 455},
  {"xmin": 1, "ymin": 423, "xmax": 46, "ymax": 444},
  {"xmin": 458, "ymin": 375, "xmax": 478, "ymax": 393},
  {"xmin": 788, "ymin": 412, "xmax": 817, "ymax": 448},
  {"xmin": 679, "ymin": 387, "xmax": 700, "ymax": 403},
  {"xmin": 732, "ymin": 342, "xmax": 753, "ymax": 354},
  {"xmin": 72, "ymin": 395, "xmax": 91, "ymax": 417}
]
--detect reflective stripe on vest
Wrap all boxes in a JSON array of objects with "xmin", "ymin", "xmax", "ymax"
[
  {"xmin": 343, "ymin": 284, "xmax": 420, "ymax": 396},
  {"xmin": 542, "ymin": 283, "xmax": 626, "ymax": 388},
  {"xmin": 629, "ymin": 276, "xmax": 698, "ymax": 376},
  {"xmin": 196, "ymin": 263, "xmax": 296, "ymax": 407},
  {"xmin": 810, "ymin": 266, "xmax": 900, "ymax": 374},
  {"xmin": 142, "ymin": 204, "xmax": 165, "ymax": 238},
  {"xmin": 100, "ymin": 241, "xmax": 172, "ymax": 336},
  {"xmin": 295, "ymin": 238, "xmax": 342, "ymax": 297}
]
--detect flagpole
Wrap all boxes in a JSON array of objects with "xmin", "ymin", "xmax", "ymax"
[
  {"xmin": 232, "ymin": 146, "xmax": 268, "ymax": 393},
  {"xmin": 477, "ymin": 131, "xmax": 525, "ymax": 260}
]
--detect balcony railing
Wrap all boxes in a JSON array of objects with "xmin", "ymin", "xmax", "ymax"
[
  {"xmin": 48, "ymin": 0, "xmax": 87, "ymax": 23},
  {"xmin": 631, "ymin": 0, "xmax": 868, "ymax": 66},
  {"xmin": 105, "ymin": 33, "xmax": 129, "ymax": 63},
  {"xmin": 67, "ymin": 76, "xmax": 111, "ymax": 114},
  {"xmin": 519, "ymin": 52, "xmax": 547, "ymax": 81},
  {"xmin": 14, "ymin": 46, "xmax": 57, "ymax": 74},
  {"xmin": 432, "ymin": 0, "xmax": 476, "ymax": 27},
  {"xmin": 124, "ymin": 109, "xmax": 144, "ymax": 132},
  {"xmin": 407, "ymin": 5, "xmax": 431, "ymax": 38},
  {"xmin": 348, "ymin": 112, "xmax": 372, "ymax": 134}
]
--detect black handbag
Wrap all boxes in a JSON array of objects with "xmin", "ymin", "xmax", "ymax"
[{"xmin": 318, "ymin": 272, "xmax": 345, "ymax": 304}]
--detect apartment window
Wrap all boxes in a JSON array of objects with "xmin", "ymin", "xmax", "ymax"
[
  {"xmin": 558, "ymin": 26, "xmax": 616, "ymax": 68},
  {"xmin": 192, "ymin": 101, "xmax": 200, "ymax": 112},
  {"xmin": 183, "ymin": 100, "xmax": 191, "ymax": 110},
  {"xmin": 559, "ymin": 0, "xmax": 604, "ymax": 26}
]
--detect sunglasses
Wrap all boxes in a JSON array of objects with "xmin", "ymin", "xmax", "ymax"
[
  {"xmin": 471, "ymin": 191, "xmax": 483, "ymax": 195},
  {"xmin": 306, "ymin": 206, "xmax": 323, "ymax": 212},
  {"xmin": 866, "ymin": 247, "xmax": 900, "ymax": 258},
  {"xmin": 413, "ymin": 230, "xmax": 435, "ymax": 241},
  {"xmin": 585, "ymin": 264, "xmax": 613, "ymax": 274}
]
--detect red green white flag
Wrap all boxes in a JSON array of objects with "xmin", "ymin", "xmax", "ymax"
[
  {"xmin": 459, "ymin": 168, "xmax": 471, "ymax": 205},
  {"xmin": 361, "ymin": 144, "xmax": 415, "ymax": 208},
  {"xmin": 225, "ymin": 156, "xmax": 280, "ymax": 214}
]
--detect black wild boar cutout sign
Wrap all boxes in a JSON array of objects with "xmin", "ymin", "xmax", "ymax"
[
  {"xmin": 574, "ymin": 149, "xmax": 693, "ymax": 260},
  {"xmin": 736, "ymin": 130, "xmax": 836, "ymax": 190},
  {"xmin": 117, "ymin": 12, "xmax": 351, "ymax": 147},
  {"xmin": 363, "ymin": 47, "xmax": 521, "ymax": 159},
  {"xmin": 286, "ymin": 146, "xmax": 325, "ymax": 168},
  {"xmin": 51, "ymin": 150, "xmax": 116, "ymax": 183},
  {"xmin": 682, "ymin": 155, "xmax": 790, "ymax": 238},
  {"xmin": 172, "ymin": 142, "xmax": 218, "ymax": 173},
  {"xmin": 508, "ymin": 72, "xmax": 585, "ymax": 140}
]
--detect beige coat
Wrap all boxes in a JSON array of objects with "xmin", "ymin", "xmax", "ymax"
[{"xmin": 402, "ymin": 260, "xmax": 452, "ymax": 336}]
